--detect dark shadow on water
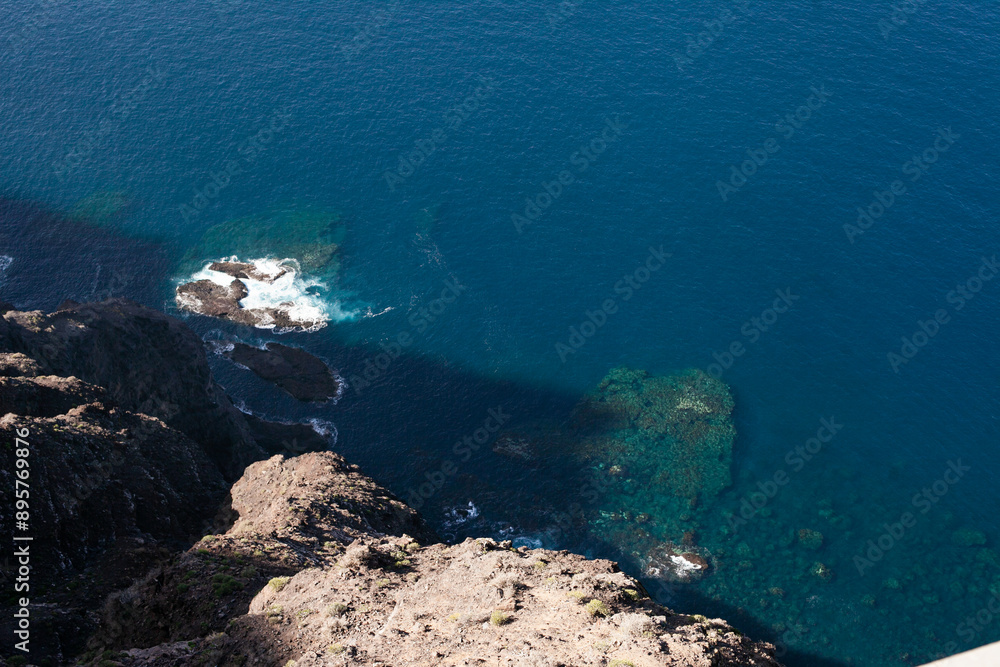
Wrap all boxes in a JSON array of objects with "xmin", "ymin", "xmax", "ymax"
[{"xmin": 0, "ymin": 197, "xmax": 176, "ymax": 310}]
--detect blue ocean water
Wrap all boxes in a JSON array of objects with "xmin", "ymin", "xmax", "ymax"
[{"xmin": 3, "ymin": 1, "xmax": 1000, "ymax": 664}]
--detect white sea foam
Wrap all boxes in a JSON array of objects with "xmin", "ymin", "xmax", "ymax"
[
  {"xmin": 0, "ymin": 255, "xmax": 12, "ymax": 277},
  {"xmin": 307, "ymin": 418, "xmax": 339, "ymax": 446},
  {"xmin": 364, "ymin": 305, "xmax": 394, "ymax": 318},
  {"xmin": 184, "ymin": 256, "xmax": 361, "ymax": 331},
  {"xmin": 669, "ymin": 554, "xmax": 704, "ymax": 574},
  {"xmin": 442, "ymin": 501, "xmax": 480, "ymax": 529}
]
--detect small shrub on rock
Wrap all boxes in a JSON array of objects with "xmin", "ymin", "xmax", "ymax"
[
  {"xmin": 268, "ymin": 576, "xmax": 290, "ymax": 592},
  {"xmin": 586, "ymin": 599, "xmax": 611, "ymax": 618},
  {"xmin": 490, "ymin": 610, "xmax": 511, "ymax": 626}
]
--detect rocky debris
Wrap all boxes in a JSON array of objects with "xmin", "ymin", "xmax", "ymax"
[
  {"xmin": 810, "ymin": 562, "xmax": 834, "ymax": 581},
  {"xmin": 225, "ymin": 342, "xmax": 340, "ymax": 402},
  {"xmin": 92, "ymin": 454, "xmax": 779, "ymax": 667},
  {"xmin": 643, "ymin": 543, "xmax": 712, "ymax": 583},
  {"xmin": 175, "ymin": 278, "xmax": 249, "ymax": 320}
]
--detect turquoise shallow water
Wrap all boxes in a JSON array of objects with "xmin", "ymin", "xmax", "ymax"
[{"xmin": 3, "ymin": 1, "xmax": 1000, "ymax": 664}]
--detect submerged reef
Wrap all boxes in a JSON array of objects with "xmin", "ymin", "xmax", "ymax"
[
  {"xmin": 571, "ymin": 366, "xmax": 735, "ymax": 505},
  {"xmin": 565, "ymin": 367, "xmax": 736, "ymax": 584},
  {"xmin": 68, "ymin": 189, "xmax": 132, "ymax": 227},
  {"xmin": 179, "ymin": 207, "xmax": 345, "ymax": 279}
]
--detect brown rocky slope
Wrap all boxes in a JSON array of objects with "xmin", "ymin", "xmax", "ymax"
[{"xmin": 95, "ymin": 451, "xmax": 782, "ymax": 667}]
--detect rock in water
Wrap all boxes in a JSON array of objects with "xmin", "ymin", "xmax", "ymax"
[
  {"xmin": 178, "ymin": 208, "xmax": 344, "ymax": 279},
  {"xmin": 175, "ymin": 258, "xmax": 331, "ymax": 331},
  {"xmin": 225, "ymin": 342, "xmax": 341, "ymax": 402}
]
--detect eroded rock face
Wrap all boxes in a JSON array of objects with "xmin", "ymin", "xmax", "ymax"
[
  {"xmin": 92, "ymin": 452, "xmax": 432, "ymax": 652},
  {"xmin": 0, "ymin": 403, "xmax": 227, "ymax": 578},
  {"xmin": 0, "ymin": 388, "xmax": 229, "ymax": 663},
  {"xmin": 0, "ymin": 299, "xmax": 340, "ymax": 663},
  {"xmin": 0, "ymin": 298, "xmax": 267, "ymax": 477},
  {"xmin": 95, "ymin": 454, "xmax": 781, "ymax": 667},
  {"xmin": 224, "ymin": 342, "xmax": 341, "ymax": 402}
]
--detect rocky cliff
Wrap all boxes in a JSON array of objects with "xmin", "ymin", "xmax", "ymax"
[{"xmin": 0, "ymin": 299, "xmax": 782, "ymax": 667}]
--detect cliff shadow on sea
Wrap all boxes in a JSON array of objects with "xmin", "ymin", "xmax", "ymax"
[{"xmin": 0, "ymin": 196, "xmax": 178, "ymax": 312}]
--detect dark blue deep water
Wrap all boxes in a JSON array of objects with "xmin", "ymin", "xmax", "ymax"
[{"xmin": 3, "ymin": 1, "xmax": 1000, "ymax": 665}]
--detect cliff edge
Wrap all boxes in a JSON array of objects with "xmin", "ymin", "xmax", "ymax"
[{"xmin": 0, "ymin": 299, "xmax": 782, "ymax": 667}]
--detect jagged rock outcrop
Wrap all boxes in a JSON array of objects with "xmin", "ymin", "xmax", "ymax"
[
  {"xmin": 0, "ymin": 376, "xmax": 229, "ymax": 662},
  {"xmin": 90, "ymin": 452, "xmax": 432, "ymax": 654},
  {"xmin": 0, "ymin": 299, "xmax": 336, "ymax": 663},
  {"xmin": 0, "ymin": 299, "xmax": 329, "ymax": 478},
  {"xmin": 91, "ymin": 452, "xmax": 781, "ymax": 667}
]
